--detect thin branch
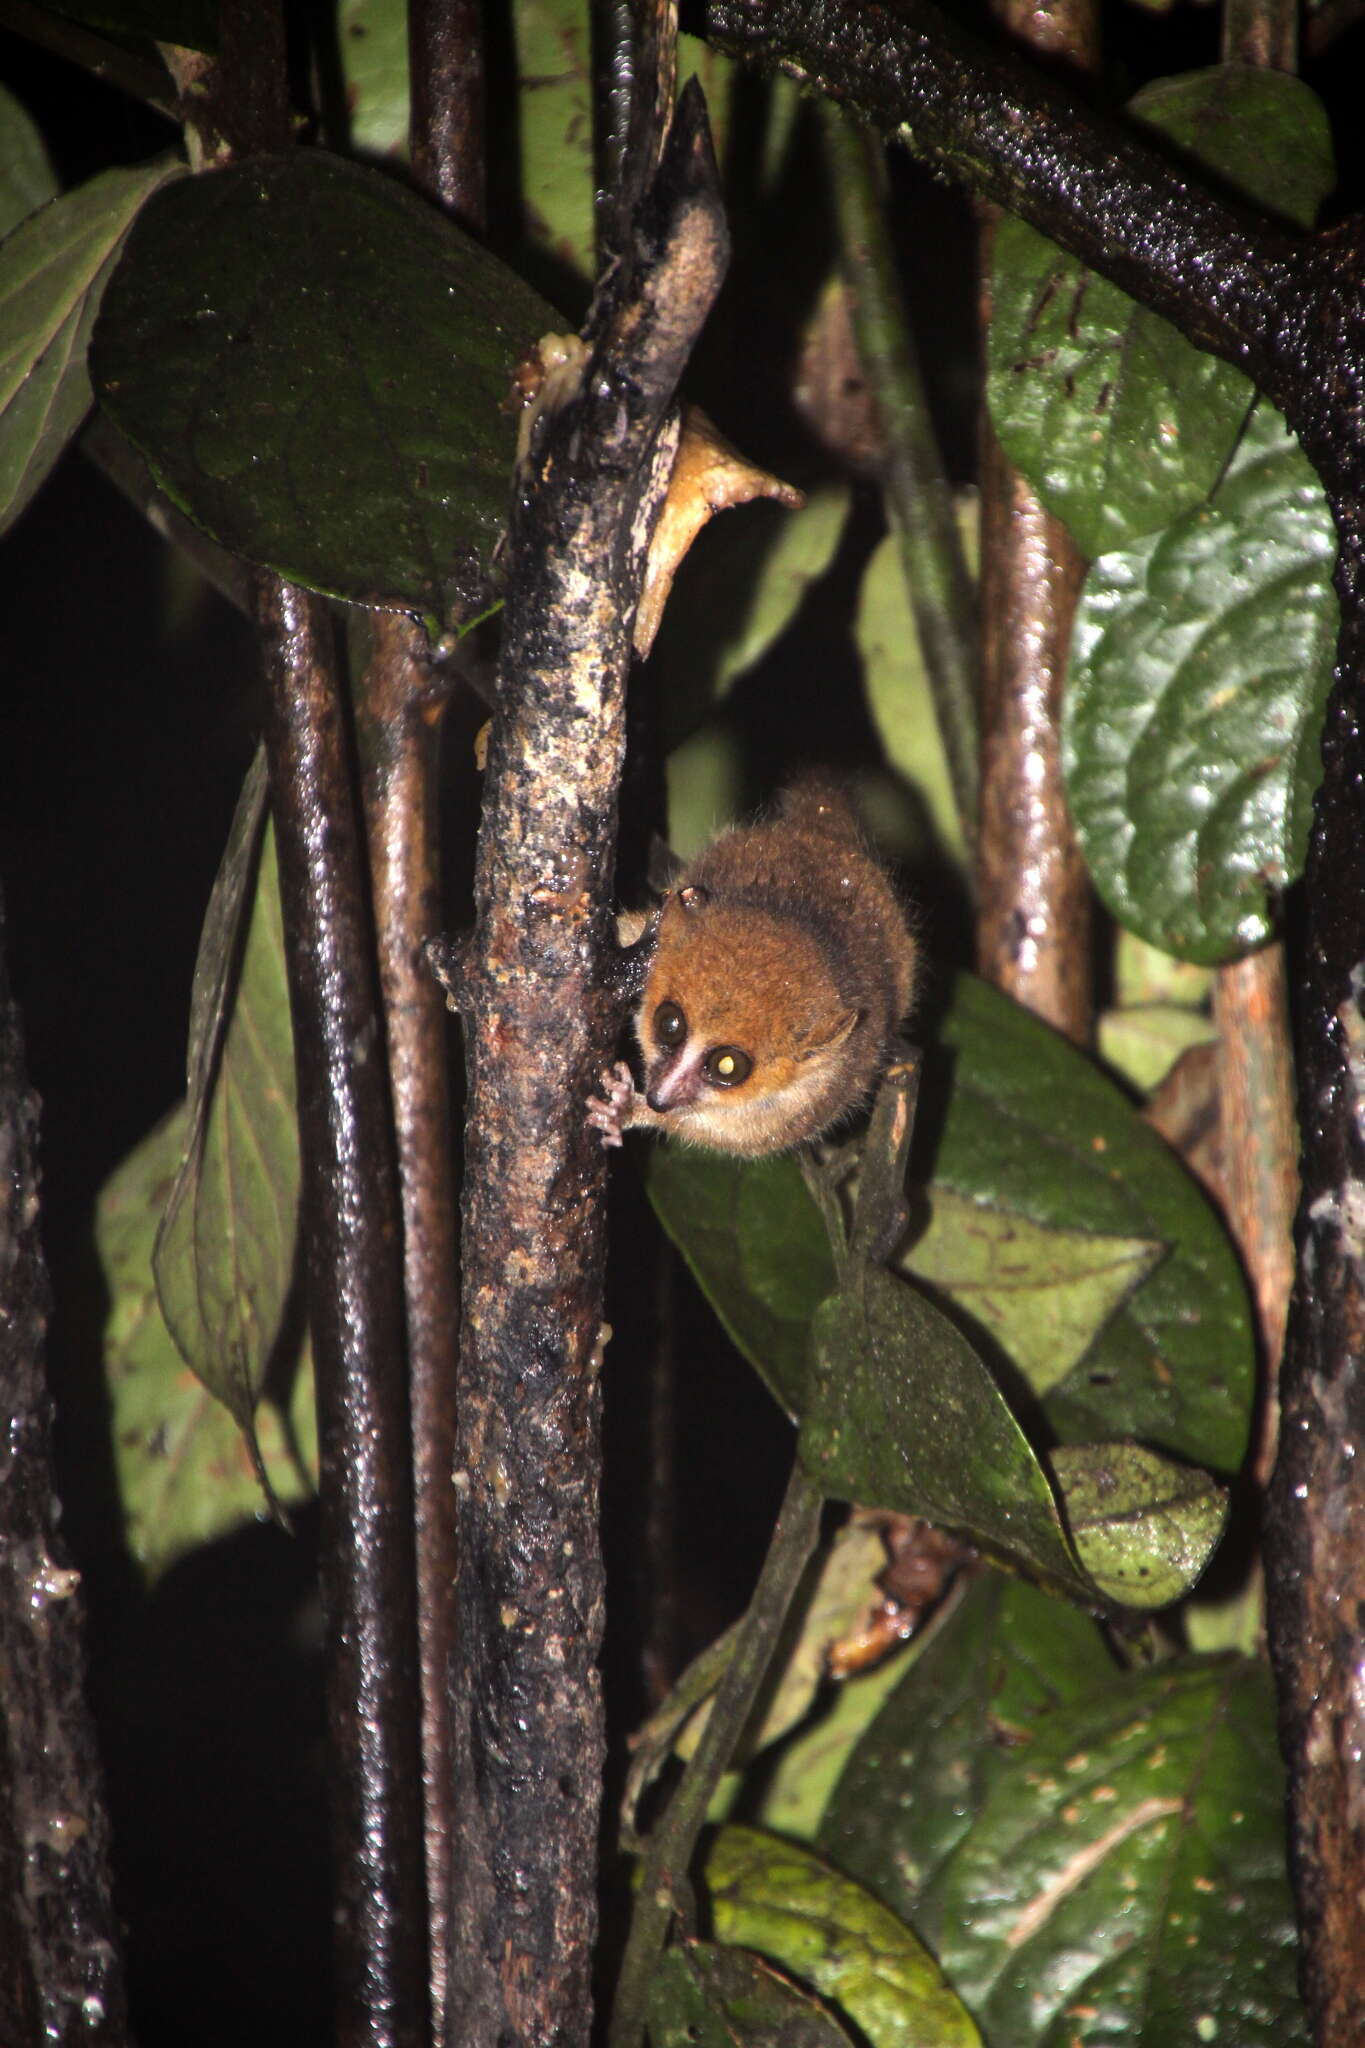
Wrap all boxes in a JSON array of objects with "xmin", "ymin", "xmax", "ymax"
[
  {"xmin": 820, "ymin": 103, "xmax": 979, "ymax": 849},
  {"xmin": 259, "ymin": 583, "xmax": 428, "ymax": 2048},
  {"xmin": 0, "ymin": 0, "xmax": 178, "ymax": 118},
  {"xmin": 440, "ymin": 83, "xmax": 727, "ymax": 2048}
]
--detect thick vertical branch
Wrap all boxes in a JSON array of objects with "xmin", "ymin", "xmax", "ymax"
[
  {"xmin": 0, "ymin": 904, "xmax": 129, "ymax": 2048},
  {"xmin": 442, "ymin": 88, "xmax": 726, "ymax": 2048},
  {"xmin": 408, "ymin": 0, "xmax": 485, "ymax": 223},
  {"xmin": 259, "ymin": 583, "xmax": 428, "ymax": 2048}
]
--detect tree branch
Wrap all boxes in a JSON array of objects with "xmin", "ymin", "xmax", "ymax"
[
  {"xmin": 259, "ymin": 583, "xmax": 428, "ymax": 2048},
  {"xmin": 439, "ymin": 82, "xmax": 727, "ymax": 2047}
]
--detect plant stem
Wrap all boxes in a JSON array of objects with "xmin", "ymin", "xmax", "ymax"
[
  {"xmin": 820, "ymin": 102, "xmax": 978, "ymax": 849},
  {"xmin": 608, "ymin": 1454, "xmax": 824, "ymax": 2048}
]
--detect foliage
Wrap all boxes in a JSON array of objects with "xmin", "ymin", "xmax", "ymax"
[{"xmin": 0, "ymin": 0, "xmax": 1336, "ymax": 2040}]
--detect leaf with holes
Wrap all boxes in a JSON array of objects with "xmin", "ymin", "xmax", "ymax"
[
  {"xmin": 1062, "ymin": 399, "xmax": 1337, "ymax": 962},
  {"xmin": 92, "ymin": 152, "xmax": 559, "ymax": 627},
  {"xmin": 988, "ymin": 68, "xmax": 1333, "ymax": 555}
]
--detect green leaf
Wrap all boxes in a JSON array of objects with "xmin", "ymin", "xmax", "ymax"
[
  {"xmin": 1063, "ymin": 399, "xmax": 1338, "ymax": 962},
  {"xmin": 154, "ymin": 758, "xmax": 301, "ymax": 1436},
  {"xmin": 818, "ymin": 1576, "xmax": 1120, "ymax": 1923},
  {"xmin": 802, "ymin": 1272, "xmax": 1089, "ymax": 1598},
  {"xmin": 648, "ymin": 1940, "xmax": 855, "ymax": 2047},
  {"xmin": 515, "ymin": 0, "xmax": 596, "ymax": 290},
  {"xmin": 98, "ymin": 1109, "xmax": 316, "ymax": 1581},
  {"xmin": 757, "ymin": 1635, "xmax": 920, "ymax": 1843},
  {"xmin": 0, "ymin": 157, "xmax": 180, "ymax": 535},
  {"xmin": 857, "ymin": 530, "xmax": 967, "ymax": 863},
  {"xmin": 340, "ymin": 0, "xmax": 411, "ymax": 158},
  {"xmin": 647, "ymin": 1146, "xmax": 836, "ymax": 1419},
  {"xmin": 924, "ymin": 1657, "xmax": 1305, "ymax": 2046},
  {"xmin": 903, "ymin": 1188, "xmax": 1163, "ymax": 1397},
  {"xmin": 1053, "ymin": 1442, "xmax": 1226, "ymax": 1606},
  {"xmin": 92, "ymin": 153, "xmax": 560, "ymax": 626},
  {"xmin": 988, "ymin": 69, "xmax": 1333, "ymax": 555},
  {"xmin": 0, "ymin": 86, "xmax": 58, "ymax": 241},
  {"xmin": 705, "ymin": 1826, "xmax": 983, "ymax": 2048},
  {"xmin": 931, "ymin": 977, "xmax": 1254, "ymax": 1469},
  {"xmin": 1097, "ymin": 1002, "xmax": 1217, "ymax": 1094}
]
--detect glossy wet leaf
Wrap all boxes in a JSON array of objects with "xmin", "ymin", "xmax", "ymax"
[
  {"xmin": 647, "ymin": 1146, "xmax": 836, "ymax": 1418},
  {"xmin": 154, "ymin": 760, "xmax": 300, "ymax": 1434},
  {"xmin": 988, "ymin": 69, "xmax": 1333, "ymax": 555},
  {"xmin": 92, "ymin": 152, "xmax": 559, "ymax": 625},
  {"xmin": 803, "ymin": 1271, "xmax": 1089, "ymax": 1598},
  {"xmin": 1063, "ymin": 400, "xmax": 1338, "ymax": 962},
  {"xmin": 1053, "ymin": 1442, "xmax": 1226, "ymax": 1607},
  {"xmin": 705, "ymin": 1826, "xmax": 982, "ymax": 2048},
  {"xmin": 819, "ymin": 1576, "xmax": 1120, "ymax": 1922},
  {"xmin": 924, "ymin": 1657, "xmax": 1304, "ymax": 2046},
  {"xmin": 648, "ymin": 1940, "xmax": 855, "ymax": 2048},
  {"xmin": 903, "ymin": 1188, "xmax": 1162, "ymax": 1396},
  {"xmin": 0, "ymin": 86, "xmax": 57, "ymax": 241},
  {"xmin": 0, "ymin": 156, "xmax": 179, "ymax": 535},
  {"xmin": 930, "ymin": 977, "xmax": 1253, "ymax": 1468},
  {"xmin": 98, "ymin": 1109, "xmax": 316, "ymax": 1580}
]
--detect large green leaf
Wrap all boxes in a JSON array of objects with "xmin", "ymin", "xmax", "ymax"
[
  {"xmin": 648, "ymin": 1940, "xmax": 855, "ymax": 2047},
  {"xmin": 0, "ymin": 156, "xmax": 180, "ymax": 534},
  {"xmin": 647, "ymin": 1146, "xmax": 836, "ymax": 1418},
  {"xmin": 803, "ymin": 1273, "xmax": 1088, "ymax": 1597},
  {"xmin": 0, "ymin": 86, "xmax": 57, "ymax": 241},
  {"xmin": 704, "ymin": 1827, "xmax": 982, "ymax": 2048},
  {"xmin": 930, "ymin": 976, "xmax": 1253, "ymax": 1468},
  {"xmin": 819, "ymin": 1576, "xmax": 1120, "ymax": 1921},
  {"xmin": 98, "ymin": 1109, "xmax": 316, "ymax": 1580},
  {"xmin": 91, "ymin": 152, "xmax": 559, "ymax": 626},
  {"xmin": 857, "ymin": 529, "xmax": 968, "ymax": 864},
  {"xmin": 988, "ymin": 69, "xmax": 1333, "ymax": 556},
  {"xmin": 1063, "ymin": 399, "xmax": 1338, "ymax": 962},
  {"xmin": 340, "ymin": 0, "xmax": 411, "ymax": 158},
  {"xmin": 154, "ymin": 758, "xmax": 300, "ymax": 1437},
  {"xmin": 924, "ymin": 1656, "xmax": 1304, "ymax": 2046}
]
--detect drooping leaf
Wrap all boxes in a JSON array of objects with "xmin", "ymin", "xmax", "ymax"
[
  {"xmin": 903, "ymin": 1188, "xmax": 1163, "ymax": 1397},
  {"xmin": 98, "ymin": 1108, "xmax": 316, "ymax": 1581},
  {"xmin": 154, "ymin": 758, "xmax": 300, "ymax": 1436},
  {"xmin": 930, "ymin": 976, "xmax": 1253, "ymax": 1468},
  {"xmin": 0, "ymin": 86, "xmax": 58, "ymax": 241},
  {"xmin": 0, "ymin": 156, "xmax": 180, "ymax": 535},
  {"xmin": 705, "ymin": 1826, "xmax": 983, "ymax": 2048},
  {"xmin": 648, "ymin": 1940, "xmax": 855, "ymax": 2048},
  {"xmin": 803, "ymin": 1271, "xmax": 1090, "ymax": 1599},
  {"xmin": 647, "ymin": 1145, "xmax": 836, "ymax": 1419},
  {"xmin": 923, "ymin": 1657, "xmax": 1305, "ymax": 2047},
  {"xmin": 92, "ymin": 152, "xmax": 560, "ymax": 626},
  {"xmin": 988, "ymin": 69, "xmax": 1333, "ymax": 555},
  {"xmin": 1062, "ymin": 399, "xmax": 1338, "ymax": 962},
  {"xmin": 1052, "ymin": 1442, "xmax": 1226, "ymax": 1607},
  {"xmin": 819, "ymin": 1576, "xmax": 1120, "ymax": 1922}
]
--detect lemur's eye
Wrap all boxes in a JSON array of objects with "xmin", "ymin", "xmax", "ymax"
[
  {"xmin": 654, "ymin": 1001, "xmax": 687, "ymax": 1047},
  {"xmin": 704, "ymin": 1046, "xmax": 752, "ymax": 1087}
]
